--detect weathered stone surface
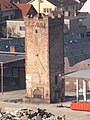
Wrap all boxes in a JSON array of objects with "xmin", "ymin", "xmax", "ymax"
[{"xmin": 24, "ymin": 15, "xmax": 64, "ymax": 103}]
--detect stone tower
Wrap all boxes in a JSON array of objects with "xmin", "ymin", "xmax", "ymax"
[{"xmin": 24, "ymin": 14, "xmax": 64, "ymax": 103}]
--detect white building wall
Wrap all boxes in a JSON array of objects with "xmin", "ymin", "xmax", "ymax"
[
  {"xmin": 28, "ymin": 0, "xmax": 55, "ymax": 14},
  {"xmin": 7, "ymin": 20, "xmax": 25, "ymax": 38}
]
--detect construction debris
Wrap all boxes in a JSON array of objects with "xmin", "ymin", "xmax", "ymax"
[
  {"xmin": 4, "ymin": 98, "xmax": 23, "ymax": 103},
  {"xmin": 56, "ymin": 104, "xmax": 70, "ymax": 108},
  {"xmin": 0, "ymin": 108, "xmax": 66, "ymax": 120}
]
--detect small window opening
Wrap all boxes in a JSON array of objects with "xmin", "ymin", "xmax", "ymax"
[
  {"xmin": 55, "ymin": 75, "xmax": 58, "ymax": 85},
  {"xmin": 35, "ymin": 29, "xmax": 38, "ymax": 33}
]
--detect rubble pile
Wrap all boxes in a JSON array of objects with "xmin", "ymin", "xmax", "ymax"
[
  {"xmin": 0, "ymin": 108, "xmax": 66, "ymax": 120},
  {"xmin": 4, "ymin": 99, "xmax": 23, "ymax": 103}
]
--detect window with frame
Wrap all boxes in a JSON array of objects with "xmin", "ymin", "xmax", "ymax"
[
  {"xmin": 47, "ymin": 8, "xmax": 49, "ymax": 13},
  {"xmin": 40, "ymin": 0, "xmax": 44, "ymax": 3},
  {"xmin": 20, "ymin": 26, "xmax": 25, "ymax": 31},
  {"xmin": 50, "ymin": 8, "xmax": 52, "ymax": 12},
  {"xmin": 86, "ymin": 31, "xmax": 90, "ymax": 37},
  {"xmin": 43, "ymin": 8, "xmax": 52, "ymax": 14},
  {"xmin": 11, "ymin": 15, "xmax": 14, "ymax": 19},
  {"xmin": 3, "ymin": 16, "xmax": 9, "ymax": 20},
  {"xmin": 43, "ymin": 8, "xmax": 46, "ymax": 13},
  {"xmin": 80, "ymin": 33, "xmax": 84, "ymax": 38}
]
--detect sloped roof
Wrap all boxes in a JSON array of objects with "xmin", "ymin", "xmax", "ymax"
[
  {"xmin": 10, "ymin": 0, "xmax": 31, "ymax": 3},
  {"xmin": 0, "ymin": 51, "xmax": 25, "ymax": 64},
  {"xmin": 0, "ymin": 0, "xmax": 7, "ymax": 2},
  {"xmin": 77, "ymin": 12, "xmax": 88, "ymax": 17},
  {"xmin": 62, "ymin": 69, "xmax": 90, "ymax": 79},
  {"xmin": 47, "ymin": 0, "xmax": 79, "ymax": 7},
  {"xmin": 14, "ymin": 3, "xmax": 32, "ymax": 16},
  {"xmin": 79, "ymin": 0, "xmax": 90, "ymax": 13},
  {"xmin": 77, "ymin": 12, "xmax": 88, "ymax": 18},
  {"xmin": 0, "ymin": 0, "xmax": 17, "ymax": 12},
  {"xmin": 79, "ymin": 0, "xmax": 87, "ymax": 3}
]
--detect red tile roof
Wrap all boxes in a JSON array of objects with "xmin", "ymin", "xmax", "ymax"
[
  {"xmin": 0, "ymin": 0, "xmax": 7, "ymax": 2},
  {"xmin": 14, "ymin": 4, "xmax": 32, "ymax": 16},
  {"xmin": 0, "ymin": 0, "xmax": 17, "ymax": 12}
]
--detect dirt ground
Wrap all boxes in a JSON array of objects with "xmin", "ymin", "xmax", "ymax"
[{"xmin": 0, "ymin": 90, "xmax": 90, "ymax": 120}]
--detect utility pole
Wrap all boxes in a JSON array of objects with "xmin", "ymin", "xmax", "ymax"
[{"xmin": 38, "ymin": 0, "xmax": 42, "ymax": 18}]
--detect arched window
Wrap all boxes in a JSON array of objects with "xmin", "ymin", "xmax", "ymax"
[{"xmin": 33, "ymin": 88, "xmax": 42, "ymax": 99}]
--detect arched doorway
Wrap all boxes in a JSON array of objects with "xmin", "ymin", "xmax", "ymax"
[{"xmin": 33, "ymin": 88, "xmax": 42, "ymax": 99}]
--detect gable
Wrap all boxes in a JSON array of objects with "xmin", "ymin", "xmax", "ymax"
[
  {"xmin": 14, "ymin": 3, "xmax": 32, "ymax": 16},
  {"xmin": 28, "ymin": 0, "xmax": 55, "ymax": 13}
]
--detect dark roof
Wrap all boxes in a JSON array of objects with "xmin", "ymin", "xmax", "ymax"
[
  {"xmin": 79, "ymin": 0, "xmax": 87, "ymax": 3},
  {"xmin": 77, "ymin": 12, "xmax": 88, "ymax": 17},
  {"xmin": 10, "ymin": 0, "xmax": 31, "ymax": 3},
  {"xmin": 0, "ymin": 38, "xmax": 25, "ymax": 52},
  {"xmin": 0, "ymin": 51, "xmax": 25, "ymax": 64},
  {"xmin": 47, "ymin": 0, "xmax": 79, "ymax": 7}
]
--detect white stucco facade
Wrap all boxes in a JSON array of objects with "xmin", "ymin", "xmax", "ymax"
[{"xmin": 7, "ymin": 20, "xmax": 25, "ymax": 38}]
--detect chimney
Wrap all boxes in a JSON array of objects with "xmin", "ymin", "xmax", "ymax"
[
  {"xmin": 38, "ymin": 0, "xmax": 42, "ymax": 19},
  {"xmin": 10, "ymin": 46, "xmax": 16, "ymax": 52}
]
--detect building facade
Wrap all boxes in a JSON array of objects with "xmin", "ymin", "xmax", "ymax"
[
  {"xmin": 1, "ymin": 58, "xmax": 25, "ymax": 91},
  {"xmin": 64, "ymin": 16, "xmax": 90, "ymax": 91},
  {"xmin": 7, "ymin": 20, "xmax": 25, "ymax": 38},
  {"xmin": 28, "ymin": 0, "xmax": 55, "ymax": 15},
  {"xmin": 24, "ymin": 15, "xmax": 64, "ymax": 103},
  {"xmin": 28, "ymin": 0, "xmax": 80, "ymax": 17}
]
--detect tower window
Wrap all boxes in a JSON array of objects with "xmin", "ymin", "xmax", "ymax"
[
  {"xmin": 20, "ymin": 26, "xmax": 25, "ymax": 31},
  {"xmin": 35, "ymin": 29, "xmax": 38, "ymax": 33}
]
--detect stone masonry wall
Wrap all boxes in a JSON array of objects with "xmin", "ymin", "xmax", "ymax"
[
  {"xmin": 25, "ymin": 16, "xmax": 50, "ymax": 102},
  {"xmin": 24, "ymin": 15, "xmax": 64, "ymax": 103},
  {"xmin": 48, "ymin": 16, "xmax": 64, "ymax": 102}
]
